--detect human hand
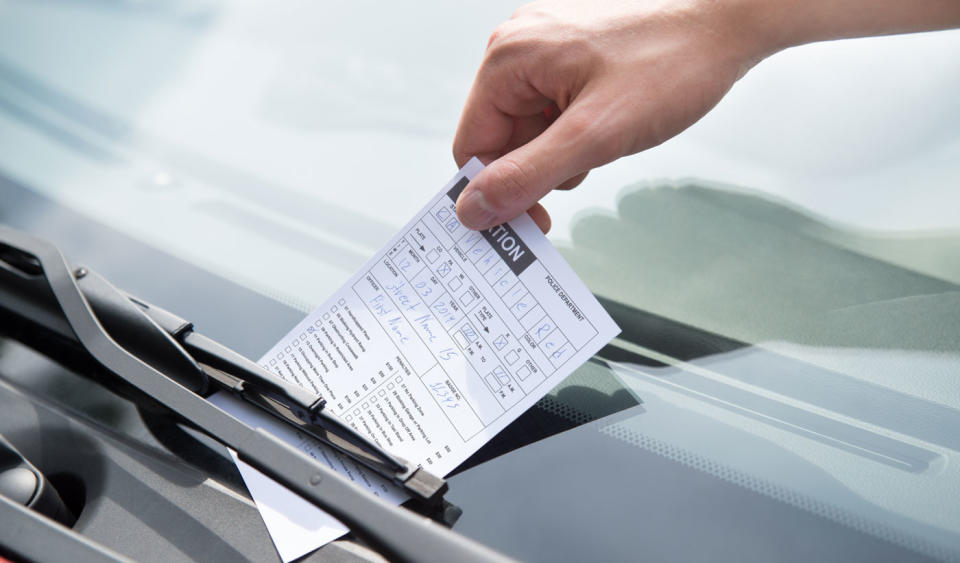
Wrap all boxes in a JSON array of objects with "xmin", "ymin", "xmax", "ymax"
[
  {"xmin": 453, "ymin": 0, "xmax": 769, "ymax": 232},
  {"xmin": 453, "ymin": 0, "xmax": 960, "ymax": 233}
]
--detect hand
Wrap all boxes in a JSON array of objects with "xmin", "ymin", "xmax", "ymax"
[
  {"xmin": 452, "ymin": 0, "xmax": 764, "ymax": 232},
  {"xmin": 452, "ymin": 0, "xmax": 960, "ymax": 232}
]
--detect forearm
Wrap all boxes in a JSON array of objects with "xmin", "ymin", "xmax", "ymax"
[
  {"xmin": 452, "ymin": 0, "xmax": 960, "ymax": 232},
  {"xmin": 741, "ymin": 0, "xmax": 960, "ymax": 57}
]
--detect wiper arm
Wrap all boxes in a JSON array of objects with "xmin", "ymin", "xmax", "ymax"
[
  {"xmin": 184, "ymin": 331, "xmax": 445, "ymax": 500},
  {"xmin": 99, "ymin": 266, "xmax": 443, "ymax": 502},
  {"xmin": 0, "ymin": 224, "xmax": 509, "ymax": 563},
  {"xmin": 1, "ymin": 230, "xmax": 442, "ymax": 502}
]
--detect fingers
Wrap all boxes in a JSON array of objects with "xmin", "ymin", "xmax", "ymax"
[
  {"xmin": 453, "ymin": 95, "xmax": 511, "ymax": 168},
  {"xmin": 456, "ymin": 102, "xmax": 618, "ymax": 230},
  {"xmin": 556, "ymin": 171, "xmax": 588, "ymax": 191},
  {"xmin": 453, "ymin": 56, "xmax": 552, "ymax": 168},
  {"xmin": 504, "ymin": 112, "xmax": 552, "ymax": 155},
  {"xmin": 526, "ymin": 202, "xmax": 552, "ymax": 234}
]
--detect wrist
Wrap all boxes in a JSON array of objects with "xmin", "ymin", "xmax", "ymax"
[
  {"xmin": 720, "ymin": 0, "xmax": 808, "ymax": 60},
  {"xmin": 684, "ymin": 0, "xmax": 800, "ymax": 80},
  {"xmin": 716, "ymin": 0, "xmax": 960, "ymax": 63}
]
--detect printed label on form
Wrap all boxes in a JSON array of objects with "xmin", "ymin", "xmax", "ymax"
[{"xmin": 214, "ymin": 158, "xmax": 620, "ymax": 561}]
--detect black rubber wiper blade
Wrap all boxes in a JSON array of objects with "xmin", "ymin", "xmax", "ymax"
[
  {"xmin": 1, "ymin": 224, "xmax": 443, "ymax": 502},
  {"xmin": 185, "ymin": 333, "xmax": 445, "ymax": 501},
  {"xmin": 127, "ymin": 286, "xmax": 447, "ymax": 501},
  {"xmin": 0, "ymin": 223, "xmax": 509, "ymax": 563}
]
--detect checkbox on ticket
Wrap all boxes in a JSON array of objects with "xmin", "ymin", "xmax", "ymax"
[{"xmin": 516, "ymin": 365, "xmax": 531, "ymax": 380}]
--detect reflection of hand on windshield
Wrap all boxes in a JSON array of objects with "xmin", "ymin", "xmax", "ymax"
[{"xmin": 452, "ymin": 0, "xmax": 960, "ymax": 233}]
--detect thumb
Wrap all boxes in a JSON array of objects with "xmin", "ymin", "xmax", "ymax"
[{"xmin": 456, "ymin": 105, "xmax": 615, "ymax": 230}]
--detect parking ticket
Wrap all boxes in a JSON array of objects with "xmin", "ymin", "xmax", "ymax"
[{"xmin": 214, "ymin": 158, "xmax": 620, "ymax": 561}]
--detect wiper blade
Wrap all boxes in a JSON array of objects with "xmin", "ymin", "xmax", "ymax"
[
  {"xmin": 0, "ymin": 224, "xmax": 509, "ymax": 563},
  {"xmin": 2, "ymin": 232, "xmax": 443, "ymax": 502},
  {"xmin": 122, "ymin": 276, "xmax": 444, "ymax": 502},
  {"xmin": 185, "ymin": 331, "xmax": 445, "ymax": 501}
]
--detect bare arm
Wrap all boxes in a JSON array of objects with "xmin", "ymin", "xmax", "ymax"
[{"xmin": 453, "ymin": 0, "xmax": 960, "ymax": 232}]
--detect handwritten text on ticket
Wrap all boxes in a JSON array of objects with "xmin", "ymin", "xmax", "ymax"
[{"xmin": 220, "ymin": 158, "xmax": 620, "ymax": 561}]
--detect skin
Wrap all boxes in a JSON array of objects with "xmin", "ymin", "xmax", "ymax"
[{"xmin": 453, "ymin": 0, "xmax": 960, "ymax": 232}]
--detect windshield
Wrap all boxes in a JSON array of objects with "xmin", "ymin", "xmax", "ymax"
[{"xmin": 1, "ymin": 1, "xmax": 958, "ymax": 561}]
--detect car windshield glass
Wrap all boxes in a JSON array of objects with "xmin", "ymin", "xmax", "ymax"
[{"xmin": 1, "ymin": 2, "xmax": 959, "ymax": 561}]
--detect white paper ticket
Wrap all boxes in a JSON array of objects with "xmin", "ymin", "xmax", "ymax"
[{"xmin": 214, "ymin": 158, "xmax": 620, "ymax": 561}]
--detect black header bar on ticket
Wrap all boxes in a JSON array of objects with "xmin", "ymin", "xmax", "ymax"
[
  {"xmin": 482, "ymin": 223, "xmax": 535, "ymax": 275},
  {"xmin": 446, "ymin": 176, "xmax": 537, "ymax": 276},
  {"xmin": 446, "ymin": 176, "xmax": 470, "ymax": 202}
]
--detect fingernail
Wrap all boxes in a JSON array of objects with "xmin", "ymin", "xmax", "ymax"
[{"xmin": 457, "ymin": 189, "xmax": 498, "ymax": 230}]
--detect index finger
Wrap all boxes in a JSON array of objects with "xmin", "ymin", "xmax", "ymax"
[
  {"xmin": 453, "ymin": 61, "xmax": 552, "ymax": 167},
  {"xmin": 452, "ymin": 87, "xmax": 512, "ymax": 168}
]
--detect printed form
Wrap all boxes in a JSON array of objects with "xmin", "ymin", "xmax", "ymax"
[{"xmin": 214, "ymin": 158, "xmax": 620, "ymax": 561}]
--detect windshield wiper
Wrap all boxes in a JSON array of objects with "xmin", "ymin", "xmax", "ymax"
[{"xmin": 0, "ymin": 223, "xmax": 511, "ymax": 563}]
